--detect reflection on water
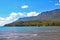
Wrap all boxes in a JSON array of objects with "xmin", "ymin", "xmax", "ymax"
[{"xmin": 0, "ymin": 26, "xmax": 60, "ymax": 40}]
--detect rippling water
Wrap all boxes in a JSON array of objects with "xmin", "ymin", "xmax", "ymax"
[{"xmin": 0, "ymin": 26, "xmax": 60, "ymax": 40}]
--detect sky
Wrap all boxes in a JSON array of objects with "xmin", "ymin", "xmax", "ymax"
[{"xmin": 0, "ymin": 0, "xmax": 60, "ymax": 26}]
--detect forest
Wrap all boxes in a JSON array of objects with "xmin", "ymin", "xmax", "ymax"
[{"xmin": 5, "ymin": 20, "xmax": 60, "ymax": 26}]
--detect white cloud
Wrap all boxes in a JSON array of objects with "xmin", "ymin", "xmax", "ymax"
[
  {"xmin": 6, "ymin": 12, "xmax": 17, "ymax": 20},
  {"xmin": 21, "ymin": 5, "xmax": 28, "ymax": 8},
  {"xmin": 0, "ymin": 17, "xmax": 5, "ymax": 21},
  {"xmin": 59, "ymin": 0, "xmax": 60, "ymax": 2},
  {"xmin": 27, "ymin": 12, "xmax": 39, "ymax": 17},
  {"xmin": 18, "ymin": 12, "xmax": 26, "ymax": 17},
  {"xmin": 55, "ymin": 3, "xmax": 60, "ymax": 6},
  {"xmin": 18, "ymin": 12, "xmax": 39, "ymax": 17},
  {"xmin": 0, "ymin": 12, "xmax": 18, "ymax": 26}
]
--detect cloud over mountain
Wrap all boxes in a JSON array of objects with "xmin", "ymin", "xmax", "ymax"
[
  {"xmin": 27, "ymin": 12, "xmax": 39, "ymax": 17},
  {"xmin": 0, "ymin": 12, "xmax": 18, "ymax": 26},
  {"xmin": 0, "ymin": 12, "xmax": 39, "ymax": 26}
]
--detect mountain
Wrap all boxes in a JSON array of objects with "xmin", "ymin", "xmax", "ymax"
[
  {"xmin": 37, "ymin": 9, "xmax": 60, "ymax": 20},
  {"xmin": 5, "ymin": 9, "xmax": 60, "ymax": 26},
  {"xmin": 16, "ymin": 9, "xmax": 60, "ymax": 22}
]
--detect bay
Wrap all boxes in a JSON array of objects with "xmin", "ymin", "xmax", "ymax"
[{"xmin": 0, "ymin": 26, "xmax": 60, "ymax": 40}]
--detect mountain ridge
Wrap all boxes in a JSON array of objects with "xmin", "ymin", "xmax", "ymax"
[{"xmin": 15, "ymin": 9, "xmax": 60, "ymax": 22}]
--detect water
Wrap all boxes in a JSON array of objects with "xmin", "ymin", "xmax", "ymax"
[{"xmin": 0, "ymin": 26, "xmax": 60, "ymax": 40}]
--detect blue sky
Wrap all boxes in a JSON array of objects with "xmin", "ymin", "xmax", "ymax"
[
  {"xmin": 0, "ymin": 0, "xmax": 60, "ymax": 26},
  {"xmin": 0, "ymin": 0, "xmax": 60, "ymax": 17}
]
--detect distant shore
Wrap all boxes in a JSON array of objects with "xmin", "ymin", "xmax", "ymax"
[{"xmin": 5, "ymin": 20, "xmax": 60, "ymax": 26}]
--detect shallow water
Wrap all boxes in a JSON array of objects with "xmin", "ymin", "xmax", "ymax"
[{"xmin": 0, "ymin": 26, "xmax": 60, "ymax": 40}]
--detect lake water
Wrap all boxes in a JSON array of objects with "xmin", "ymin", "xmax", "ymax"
[{"xmin": 0, "ymin": 26, "xmax": 60, "ymax": 40}]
